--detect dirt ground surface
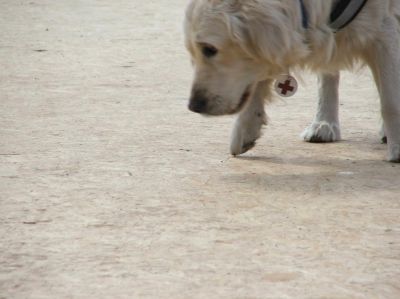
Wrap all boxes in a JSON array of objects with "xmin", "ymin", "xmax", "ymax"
[{"xmin": 1, "ymin": 1, "xmax": 399, "ymax": 298}]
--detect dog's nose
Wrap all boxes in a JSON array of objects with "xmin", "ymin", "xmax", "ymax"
[
  {"xmin": 189, "ymin": 98, "xmax": 207, "ymax": 113},
  {"xmin": 188, "ymin": 90, "xmax": 208, "ymax": 113}
]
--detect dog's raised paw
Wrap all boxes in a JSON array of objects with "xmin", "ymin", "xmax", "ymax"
[
  {"xmin": 230, "ymin": 112, "xmax": 266, "ymax": 156},
  {"xmin": 388, "ymin": 143, "xmax": 400, "ymax": 163},
  {"xmin": 230, "ymin": 126, "xmax": 260, "ymax": 156},
  {"xmin": 302, "ymin": 121, "xmax": 341, "ymax": 143},
  {"xmin": 240, "ymin": 140, "xmax": 257, "ymax": 155},
  {"xmin": 230, "ymin": 134, "xmax": 257, "ymax": 156}
]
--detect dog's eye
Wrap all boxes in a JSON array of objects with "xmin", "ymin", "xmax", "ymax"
[{"xmin": 202, "ymin": 45, "xmax": 218, "ymax": 58}]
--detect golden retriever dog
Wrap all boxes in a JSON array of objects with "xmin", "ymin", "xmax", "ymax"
[{"xmin": 184, "ymin": 0, "xmax": 400, "ymax": 162}]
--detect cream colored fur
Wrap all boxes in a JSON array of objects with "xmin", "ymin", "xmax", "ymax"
[{"xmin": 185, "ymin": 0, "xmax": 400, "ymax": 162}]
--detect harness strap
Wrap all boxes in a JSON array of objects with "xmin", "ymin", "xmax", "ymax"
[
  {"xmin": 330, "ymin": 0, "xmax": 368, "ymax": 31},
  {"xmin": 299, "ymin": 0, "xmax": 309, "ymax": 29}
]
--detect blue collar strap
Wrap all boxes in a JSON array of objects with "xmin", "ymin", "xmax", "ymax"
[
  {"xmin": 299, "ymin": 0, "xmax": 309, "ymax": 29},
  {"xmin": 330, "ymin": 0, "xmax": 368, "ymax": 31}
]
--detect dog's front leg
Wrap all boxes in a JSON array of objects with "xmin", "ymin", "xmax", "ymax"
[
  {"xmin": 230, "ymin": 80, "xmax": 271, "ymax": 156},
  {"xmin": 365, "ymin": 17, "xmax": 400, "ymax": 162},
  {"xmin": 302, "ymin": 72, "xmax": 341, "ymax": 143}
]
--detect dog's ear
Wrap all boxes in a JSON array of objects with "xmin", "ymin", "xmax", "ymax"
[{"xmin": 225, "ymin": 3, "xmax": 308, "ymax": 66}]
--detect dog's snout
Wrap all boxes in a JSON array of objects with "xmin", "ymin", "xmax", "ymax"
[
  {"xmin": 188, "ymin": 90, "xmax": 208, "ymax": 113},
  {"xmin": 189, "ymin": 98, "xmax": 207, "ymax": 113}
]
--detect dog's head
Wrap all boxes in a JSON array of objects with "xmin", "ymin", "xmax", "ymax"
[{"xmin": 184, "ymin": 0, "xmax": 308, "ymax": 115}]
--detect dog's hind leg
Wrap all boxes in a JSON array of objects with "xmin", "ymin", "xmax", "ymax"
[
  {"xmin": 365, "ymin": 16, "xmax": 400, "ymax": 162},
  {"xmin": 302, "ymin": 72, "xmax": 341, "ymax": 143},
  {"xmin": 230, "ymin": 80, "xmax": 271, "ymax": 156}
]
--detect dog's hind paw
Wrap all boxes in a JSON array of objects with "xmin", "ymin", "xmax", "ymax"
[{"xmin": 302, "ymin": 121, "xmax": 341, "ymax": 143}]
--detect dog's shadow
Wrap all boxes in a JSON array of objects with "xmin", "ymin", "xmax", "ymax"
[{"xmin": 222, "ymin": 155, "xmax": 399, "ymax": 195}]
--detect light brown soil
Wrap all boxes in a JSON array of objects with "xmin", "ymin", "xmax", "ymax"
[{"xmin": 1, "ymin": 1, "xmax": 399, "ymax": 298}]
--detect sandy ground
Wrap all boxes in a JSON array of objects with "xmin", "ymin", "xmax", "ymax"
[{"xmin": 0, "ymin": 1, "xmax": 399, "ymax": 298}]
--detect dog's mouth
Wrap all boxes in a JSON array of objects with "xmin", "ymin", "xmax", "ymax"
[{"xmin": 230, "ymin": 85, "xmax": 252, "ymax": 114}]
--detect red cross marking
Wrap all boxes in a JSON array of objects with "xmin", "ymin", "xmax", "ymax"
[{"xmin": 278, "ymin": 80, "xmax": 294, "ymax": 95}]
